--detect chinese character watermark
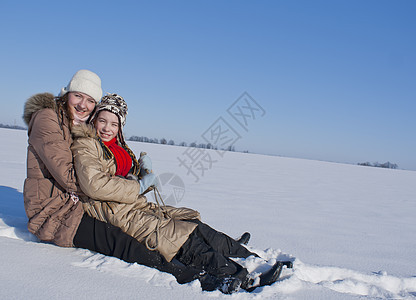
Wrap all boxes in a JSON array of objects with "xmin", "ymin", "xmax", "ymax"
[
  {"xmin": 178, "ymin": 92, "xmax": 265, "ymax": 182},
  {"xmin": 227, "ymin": 92, "xmax": 266, "ymax": 131},
  {"xmin": 149, "ymin": 173, "xmax": 186, "ymax": 205},
  {"xmin": 201, "ymin": 117, "xmax": 242, "ymax": 157},
  {"xmin": 177, "ymin": 147, "xmax": 218, "ymax": 183}
]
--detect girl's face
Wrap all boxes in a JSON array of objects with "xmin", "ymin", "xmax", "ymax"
[
  {"xmin": 94, "ymin": 110, "xmax": 119, "ymax": 142},
  {"xmin": 67, "ymin": 92, "xmax": 96, "ymax": 121}
]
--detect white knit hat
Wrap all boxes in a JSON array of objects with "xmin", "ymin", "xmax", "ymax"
[{"xmin": 59, "ymin": 69, "xmax": 103, "ymax": 102}]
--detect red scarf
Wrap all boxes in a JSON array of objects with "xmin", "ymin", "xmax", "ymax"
[{"xmin": 103, "ymin": 138, "xmax": 132, "ymax": 177}]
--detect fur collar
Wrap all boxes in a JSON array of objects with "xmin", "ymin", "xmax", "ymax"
[
  {"xmin": 71, "ymin": 122, "xmax": 98, "ymax": 139},
  {"xmin": 72, "ymin": 123, "xmax": 115, "ymax": 161},
  {"xmin": 23, "ymin": 93, "xmax": 56, "ymax": 126},
  {"xmin": 71, "ymin": 123, "xmax": 140, "ymax": 175}
]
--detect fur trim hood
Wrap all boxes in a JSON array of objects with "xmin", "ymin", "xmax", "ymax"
[
  {"xmin": 23, "ymin": 93, "xmax": 56, "ymax": 126},
  {"xmin": 71, "ymin": 123, "xmax": 116, "ymax": 162},
  {"xmin": 72, "ymin": 123, "xmax": 141, "ymax": 176},
  {"xmin": 71, "ymin": 122, "xmax": 98, "ymax": 140}
]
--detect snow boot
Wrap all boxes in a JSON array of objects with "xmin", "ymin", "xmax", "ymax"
[
  {"xmin": 198, "ymin": 272, "xmax": 223, "ymax": 292},
  {"xmin": 236, "ymin": 232, "xmax": 251, "ymax": 245},
  {"xmin": 199, "ymin": 273, "xmax": 242, "ymax": 294},
  {"xmin": 219, "ymin": 277, "xmax": 242, "ymax": 294},
  {"xmin": 243, "ymin": 261, "xmax": 284, "ymax": 292}
]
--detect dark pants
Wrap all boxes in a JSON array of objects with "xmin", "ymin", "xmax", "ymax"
[
  {"xmin": 175, "ymin": 220, "xmax": 254, "ymax": 281},
  {"xmin": 189, "ymin": 220, "xmax": 254, "ymax": 258},
  {"xmin": 73, "ymin": 214, "xmax": 201, "ymax": 284}
]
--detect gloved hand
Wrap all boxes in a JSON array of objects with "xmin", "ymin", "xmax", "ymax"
[
  {"xmin": 139, "ymin": 154, "xmax": 153, "ymax": 177},
  {"xmin": 139, "ymin": 173, "xmax": 160, "ymax": 194}
]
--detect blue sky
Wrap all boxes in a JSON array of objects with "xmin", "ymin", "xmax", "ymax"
[{"xmin": 1, "ymin": 0, "xmax": 415, "ymax": 170}]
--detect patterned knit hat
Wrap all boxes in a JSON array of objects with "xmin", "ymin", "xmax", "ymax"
[{"xmin": 95, "ymin": 93, "xmax": 128, "ymax": 126}]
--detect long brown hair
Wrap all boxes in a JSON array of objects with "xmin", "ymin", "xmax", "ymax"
[{"xmin": 54, "ymin": 93, "xmax": 74, "ymax": 131}]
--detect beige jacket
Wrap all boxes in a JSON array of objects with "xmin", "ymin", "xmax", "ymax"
[
  {"xmin": 23, "ymin": 93, "xmax": 84, "ymax": 247},
  {"xmin": 71, "ymin": 124, "xmax": 200, "ymax": 261}
]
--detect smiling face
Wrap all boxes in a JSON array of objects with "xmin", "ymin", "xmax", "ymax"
[
  {"xmin": 94, "ymin": 110, "xmax": 120, "ymax": 142},
  {"xmin": 67, "ymin": 92, "xmax": 96, "ymax": 122}
]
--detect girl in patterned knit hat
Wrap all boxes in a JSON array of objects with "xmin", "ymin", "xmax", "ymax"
[
  {"xmin": 71, "ymin": 93, "xmax": 288, "ymax": 294},
  {"xmin": 90, "ymin": 93, "xmax": 137, "ymax": 179},
  {"xmin": 90, "ymin": 93, "xmax": 152, "ymax": 182}
]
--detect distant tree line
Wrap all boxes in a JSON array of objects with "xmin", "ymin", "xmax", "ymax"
[
  {"xmin": 2, "ymin": 124, "xmax": 398, "ymax": 167},
  {"xmin": 128, "ymin": 135, "xmax": 238, "ymax": 152},
  {"xmin": 0, "ymin": 123, "xmax": 242, "ymax": 152},
  {"xmin": 0, "ymin": 123, "xmax": 26, "ymax": 130},
  {"xmin": 357, "ymin": 161, "xmax": 398, "ymax": 169}
]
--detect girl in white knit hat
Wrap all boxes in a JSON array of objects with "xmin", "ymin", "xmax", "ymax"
[
  {"xmin": 58, "ymin": 69, "xmax": 102, "ymax": 125},
  {"xmin": 23, "ymin": 70, "xmax": 205, "ymax": 289}
]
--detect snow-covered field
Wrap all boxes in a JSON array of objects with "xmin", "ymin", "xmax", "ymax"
[{"xmin": 1, "ymin": 127, "xmax": 415, "ymax": 299}]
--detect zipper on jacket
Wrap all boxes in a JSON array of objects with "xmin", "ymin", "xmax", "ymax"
[
  {"xmin": 49, "ymin": 177, "xmax": 56, "ymax": 197},
  {"xmin": 49, "ymin": 184, "xmax": 55, "ymax": 197}
]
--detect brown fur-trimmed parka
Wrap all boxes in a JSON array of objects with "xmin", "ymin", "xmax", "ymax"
[{"xmin": 23, "ymin": 93, "xmax": 84, "ymax": 247}]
